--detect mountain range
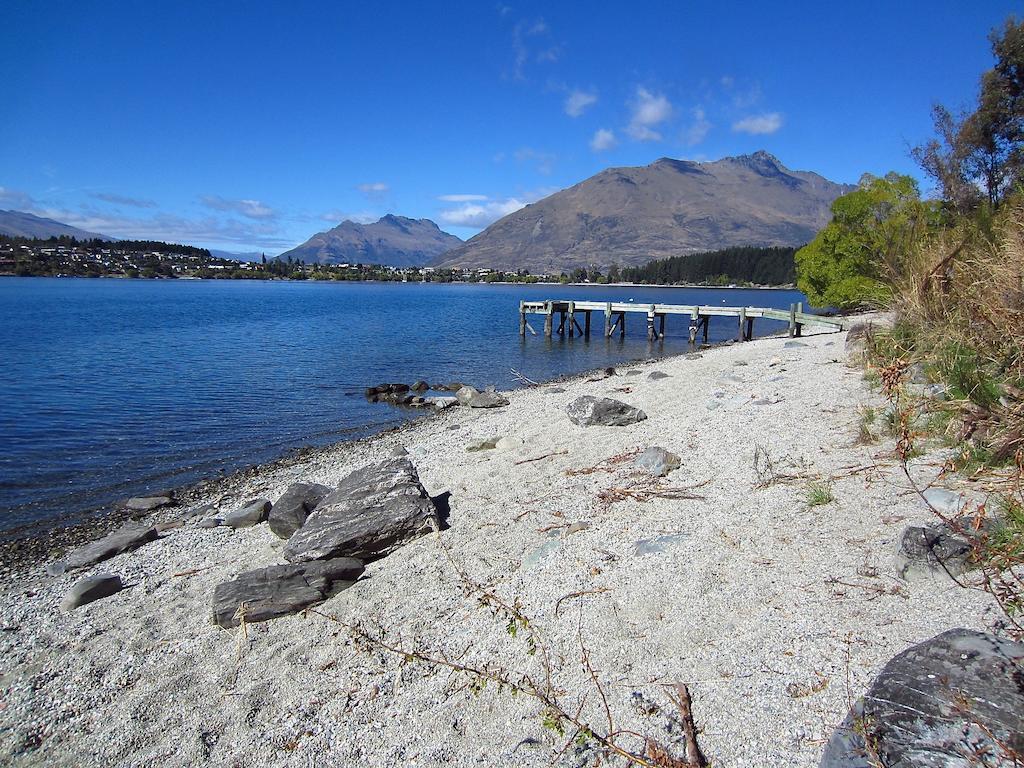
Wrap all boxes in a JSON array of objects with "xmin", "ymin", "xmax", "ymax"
[
  {"xmin": 278, "ymin": 215, "xmax": 462, "ymax": 267},
  {"xmin": 0, "ymin": 210, "xmax": 113, "ymax": 241},
  {"xmin": 434, "ymin": 151, "xmax": 854, "ymax": 274}
]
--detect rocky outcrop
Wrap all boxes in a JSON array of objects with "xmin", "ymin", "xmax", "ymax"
[
  {"xmin": 48, "ymin": 522, "xmax": 158, "ymax": 575},
  {"xmin": 222, "ymin": 499, "xmax": 271, "ymax": 529},
  {"xmin": 820, "ymin": 628, "xmax": 1024, "ymax": 767},
  {"xmin": 634, "ymin": 447, "xmax": 681, "ymax": 477},
  {"xmin": 268, "ymin": 483, "xmax": 333, "ymax": 539},
  {"xmin": 283, "ymin": 452, "xmax": 439, "ymax": 563},
  {"xmin": 455, "ymin": 386, "xmax": 509, "ymax": 409},
  {"xmin": 61, "ymin": 574, "xmax": 124, "ymax": 610},
  {"xmin": 211, "ymin": 558, "xmax": 364, "ymax": 628},
  {"xmin": 566, "ymin": 396, "xmax": 647, "ymax": 427}
]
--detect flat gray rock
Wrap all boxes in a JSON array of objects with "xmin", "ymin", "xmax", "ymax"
[
  {"xmin": 197, "ymin": 518, "xmax": 223, "ymax": 529},
  {"xmin": 49, "ymin": 522, "xmax": 158, "ymax": 574},
  {"xmin": 268, "ymin": 483, "xmax": 332, "ymax": 539},
  {"xmin": 223, "ymin": 499, "xmax": 271, "ymax": 529},
  {"xmin": 124, "ymin": 494, "xmax": 174, "ymax": 512},
  {"xmin": 455, "ymin": 386, "xmax": 509, "ymax": 408},
  {"xmin": 647, "ymin": 371, "xmax": 670, "ymax": 380},
  {"xmin": 565, "ymin": 396, "xmax": 647, "ymax": 427},
  {"xmin": 283, "ymin": 453, "xmax": 439, "ymax": 563},
  {"xmin": 211, "ymin": 558, "xmax": 364, "ymax": 628},
  {"xmin": 784, "ymin": 340, "xmax": 809, "ymax": 348},
  {"xmin": 634, "ymin": 447, "xmax": 681, "ymax": 477},
  {"xmin": 62, "ymin": 574, "xmax": 124, "ymax": 610},
  {"xmin": 896, "ymin": 523, "xmax": 973, "ymax": 582},
  {"xmin": 820, "ymin": 628, "xmax": 1024, "ymax": 767},
  {"xmin": 466, "ymin": 437, "xmax": 500, "ymax": 452}
]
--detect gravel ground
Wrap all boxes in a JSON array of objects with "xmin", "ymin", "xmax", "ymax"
[{"xmin": 0, "ymin": 327, "xmax": 1002, "ymax": 767}]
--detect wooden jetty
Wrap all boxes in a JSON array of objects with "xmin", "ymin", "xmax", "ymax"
[{"xmin": 518, "ymin": 300, "xmax": 844, "ymax": 342}]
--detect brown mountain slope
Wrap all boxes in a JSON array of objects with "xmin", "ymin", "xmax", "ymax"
[
  {"xmin": 279, "ymin": 214, "xmax": 461, "ymax": 267},
  {"xmin": 433, "ymin": 151, "xmax": 854, "ymax": 274}
]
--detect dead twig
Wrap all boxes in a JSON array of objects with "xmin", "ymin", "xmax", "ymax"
[
  {"xmin": 511, "ymin": 368, "xmax": 540, "ymax": 387},
  {"xmin": 514, "ymin": 449, "xmax": 569, "ymax": 466},
  {"xmin": 555, "ymin": 587, "xmax": 611, "ymax": 617}
]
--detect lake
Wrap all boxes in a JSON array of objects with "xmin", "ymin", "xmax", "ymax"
[{"xmin": 0, "ymin": 278, "xmax": 807, "ymax": 534}]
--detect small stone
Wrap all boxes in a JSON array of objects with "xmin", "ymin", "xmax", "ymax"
[
  {"xmin": 62, "ymin": 574, "xmax": 123, "ymax": 610},
  {"xmin": 565, "ymin": 396, "xmax": 647, "ymax": 427},
  {"xmin": 784, "ymin": 340, "xmax": 809, "ymax": 348},
  {"xmin": 922, "ymin": 487, "xmax": 966, "ymax": 516},
  {"xmin": 197, "ymin": 518, "xmax": 223, "ymax": 528},
  {"xmin": 495, "ymin": 436, "xmax": 524, "ymax": 451},
  {"xmin": 411, "ymin": 380, "xmax": 429, "ymax": 392},
  {"xmin": 222, "ymin": 499, "xmax": 272, "ymax": 529},
  {"xmin": 767, "ymin": 357, "xmax": 783, "ymax": 367},
  {"xmin": 426, "ymin": 396, "xmax": 459, "ymax": 410},
  {"xmin": 566, "ymin": 521, "xmax": 591, "ymax": 534},
  {"xmin": 546, "ymin": 387, "xmax": 567, "ymax": 394},
  {"xmin": 733, "ymin": 360, "xmax": 749, "ymax": 367},
  {"xmin": 467, "ymin": 438, "xmax": 500, "ymax": 452},
  {"xmin": 626, "ymin": 370, "xmax": 642, "ymax": 376},
  {"xmin": 634, "ymin": 447, "xmax": 681, "ymax": 477},
  {"xmin": 647, "ymin": 371, "xmax": 670, "ymax": 380},
  {"xmin": 455, "ymin": 386, "xmax": 509, "ymax": 409},
  {"xmin": 124, "ymin": 494, "xmax": 174, "ymax": 513}
]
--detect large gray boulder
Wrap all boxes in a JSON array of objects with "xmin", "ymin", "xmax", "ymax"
[
  {"xmin": 211, "ymin": 558, "xmax": 364, "ymax": 628},
  {"xmin": 222, "ymin": 499, "xmax": 271, "ymax": 529},
  {"xmin": 48, "ymin": 522, "xmax": 158, "ymax": 575},
  {"xmin": 283, "ymin": 452, "xmax": 439, "ymax": 563},
  {"xmin": 455, "ymin": 386, "xmax": 510, "ymax": 409},
  {"xmin": 268, "ymin": 482, "xmax": 333, "ymax": 539},
  {"xmin": 61, "ymin": 574, "xmax": 124, "ymax": 610},
  {"xmin": 820, "ymin": 628, "xmax": 1024, "ymax": 767},
  {"xmin": 566, "ymin": 396, "xmax": 647, "ymax": 427}
]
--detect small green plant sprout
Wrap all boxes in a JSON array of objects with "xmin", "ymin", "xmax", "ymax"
[
  {"xmin": 856, "ymin": 407, "xmax": 878, "ymax": 444},
  {"xmin": 805, "ymin": 481, "xmax": 836, "ymax": 507}
]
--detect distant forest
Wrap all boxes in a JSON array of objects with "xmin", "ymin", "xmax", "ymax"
[
  {"xmin": 0, "ymin": 234, "xmax": 211, "ymax": 258},
  {"xmin": 620, "ymin": 245, "xmax": 798, "ymax": 286}
]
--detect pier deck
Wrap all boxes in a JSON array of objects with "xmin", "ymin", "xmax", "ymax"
[{"xmin": 518, "ymin": 299, "xmax": 844, "ymax": 343}]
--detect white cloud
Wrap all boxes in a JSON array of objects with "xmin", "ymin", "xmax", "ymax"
[
  {"xmin": 627, "ymin": 87, "xmax": 673, "ymax": 142},
  {"xmin": 683, "ymin": 108, "xmax": 712, "ymax": 146},
  {"xmin": 437, "ymin": 194, "xmax": 489, "ymax": 202},
  {"xmin": 732, "ymin": 112, "xmax": 783, "ymax": 135},
  {"xmin": 0, "ymin": 186, "xmax": 36, "ymax": 209},
  {"xmin": 200, "ymin": 195, "xmax": 276, "ymax": 220},
  {"xmin": 564, "ymin": 88, "xmax": 597, "ymax": 117},
  {"xmin": 589, "ymin": 128, "xmax": 617, "ymax": 152},
  {"xmin": 438, "ymin": 198, "xmax": 527, "ymax": 228},
  {"xmin": 320, "ymin": 210, "xmax": 378, "ymax": 224},
  {"xmin": 356, "ymin": 182, "xmax": 389, "ymax": 196}
]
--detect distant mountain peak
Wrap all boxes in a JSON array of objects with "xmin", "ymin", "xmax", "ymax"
[
  {"xmin": 0, "ymin": 209, "xmax": 115, "ymax": 241},
  {"xmin": 280, "ymin": 214, "xmax": 460, "ymax": 267}
]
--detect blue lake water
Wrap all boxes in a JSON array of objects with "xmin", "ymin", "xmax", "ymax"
[{"xmin": 0, "ymin": 278, "xmax": 807, "ymax": 534}]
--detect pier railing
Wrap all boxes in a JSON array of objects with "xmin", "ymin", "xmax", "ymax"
[{"xmin": 518, "ymin": 300, "xmax": 844, "ymax": 342}]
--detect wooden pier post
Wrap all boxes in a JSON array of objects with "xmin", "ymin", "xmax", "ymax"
[
  {"xmin": 604, "ymin": 303, "xmax": 612, "ymax": 337},
  {"xmin": 738, "ymin": 307, "xmax": 747, "ymax": 341},
  {"xmin": 558, "ymin": 309, "xmax": 566, "ymax": 335},
  {"xmin": 795, "ymin": 302, "xmax": 803, "ymax": 337},
  {"xmin": 567, "ymin": 301, "xmax": 575, "ymax": 338},
  {"xmin": 519, "ymin": 301, "xmax": 526, "ymax": 336},
  {"xmin": 647, "ymin": 305, "xmax": 656, "ymax": 342},
  {"xmin": 702, "ymin": 315, "xmax": 710, "ymax": 343},
  {"xmin": 688, "ymin": 308, "xmax": 698, "ymax": 344},
  {"xmin": 619, "ymin": 312, "xmax": 626, "ymax": 338},
  {"xmin": 584, "ymin": 310, "xmax": 592, "ymax": 337},
  {"xmin": 658, "ymin": 313, "xmax": 666, "ymax": 339},
  {"xmin": 745, "ymin": 315, "xmax": 754, "ymax": 341},
  {"xmin": 788, "ymin": 303, "xmax": 797, "ymax": 337},
  {"xmin": 544, "ymin": 302, "xmax": 553, "ymax": 337}
]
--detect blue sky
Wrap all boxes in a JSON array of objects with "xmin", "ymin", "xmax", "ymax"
[{"xmin": 1, "ymin": 1, "xmax": 1019, "ymax": 253}]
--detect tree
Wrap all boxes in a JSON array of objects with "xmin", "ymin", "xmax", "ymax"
[{"xmin": 795, "ymin": 174, "xmax": 939, "ymax": 310}]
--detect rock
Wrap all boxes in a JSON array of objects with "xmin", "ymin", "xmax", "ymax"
[
  {"xmin": 124, "ymin": 494, "xmax": 174, "ymax": 513},
  {"xmin": 411, "ymin": 380, "xmax": 429, "ymax": 392},
  {"xmin": 565, "ymin": 396, "xmax": 647, "ymax": 427},
  {"xmin": 283, "ymin": 453, "xmax": 439, "ymax": 563},
  {"xmin": 603, "ymin": 367, "xmax": 617, "ymax": 376},
  {"xmin": 61, "ymin": 574, "xmax": 124, "ymax": 610},
  {"xmin": 626, "ymin": 370, "xmax": 642, "ymax": 376},
  {"xmin": 733, "ymin": 360, "xmax": 749, "ymax": 367},
  {"xmin": 820, "ymin": 628, "xmax": 1024, "ymax": 767},
  {"xmin": 211, "ymin": 558, "xmax": 364, "ymax": 629},
  {"xmin": 447, "ymin": 382, "xmax": 465, "ymax": 393},
  {"xmin": 268, "ymin": 483, "xmax": 332, "ymax": 539},
  {"xmin": 155, "ymin": 520, "xmax": 183, "ymax": 533},
  {"xmin": 784, "ymin": 340, "xmax": 809, "ymax": 348},
  {"xmin": 634, "ymin": 534, "xmax": 687, "ymax": 556},
  {"xmin": 647, "ymin": 371, "xmax": 670, "ymax": 380},
  {"xmin": 495, "ymin": 436, "xmax": 524, "ymax": 451},
  {"xmin": 768, "ymin": 357, "xmax": 783, "ymax": 367},
  {"xmin": 389, "ymin": 383, "xmax": 410, "ymax": 393},
  {"xmin": 566, "ymin": 521, "xmax": 591, "ymax": 534},
  {"xmin": 222, "ymin": 499, "xmax": 272, "ymax": 529},
  {"xmin": 197, "ymin": 518, "xmax": 223, "ymax": 528},
  {"xmin": 426, "ymin": 396, "xmax": 458, "ymax": 409},
  {"xmin": 467, "ymin": 437, "xmax": 499, "ymax": 452},
  {"xmin": 455, "ymin": 386, "xmax": 509, "ymax": 408},
  {"xmin": 49, "ymin": 522, "xmax": 159, "ymax": 574},
  {"xmin": 634, "ymin": 447, "xmax": 681, "ymax": 477},
  {"xmin": 364, "ymin": 387, "xmax": 378, "ymax": 398},
  {"xmin": 184, "ymin": 503, "xmax": 215, "ymax": 520},
  {"xmin": 924, "ymin": 382, "xmax": 950, "ymax": 399},
  {"xmin": 922, "ymin": 487, "xmax": 966, "ymax": 516},
  {"xmin": 896, "ymin": 523, "xmax": 973, "ymax": 581},
  {"xmin": 546, "ymin": 387, "xmax": 567, "ymax": 394},
  {"xmin": 845, "ymin": 321, "xmax": 871, "ymax": 355}
]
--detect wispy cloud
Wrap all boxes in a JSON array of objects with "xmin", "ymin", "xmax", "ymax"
[
  {"xmin": 627, "ymin": 87, "xmax": 673, "ymax": 142},
  {"xmin": 564, "ymin": 88, "xmax": 598, "ymax": 117},
  {"xmin": 438, "ymin": 198, "xmax": 527, "ymax": 228},
  {"xmin": 510, "ymin": 17, "xmax": 559, "ymax": 79},
  {"xmin": 732, "ymin": 112, "xmax": 783, "ymax": 135},
  {"xmin": 320, "ymin": 210, "xmax": 378, "ymax": 225},
  {"xmin": 356, "ymin": 181, "xmax": 390, "ymax": 196},
  {"xmin": 590, "ymin": 128, "xmax": 617, "ymax": 152},
  {"xmin": 0, "ymin": 185, "xmax": 37, "ymax": 210},
  {"xmin": 683, "ymin": 107, "xmax": 712, "ymax": 146},
  {"xmin": 514, "ymin": 147, "xmax": 556, "ymax": 175},
  {"xmin": 200, "ymin": 195, "xmax": 277, "ymax": 220},
  {"xmin": 437, "ymin": 194, "xmax": 489, "ymax": 202},
  {"xmin": 91, "ymin": 192, "xmax": 157, "ymax": 208}
]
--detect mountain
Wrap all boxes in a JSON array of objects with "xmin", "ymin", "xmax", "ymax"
[
  {"xmin": 433, "ymin": 152, "xmax": 854, "ymax": 274},
  {"xmin": 0, "ymin": 209, "xmax": 114, "ymax": 241},
  {"xmin": 279, "ymin": 215, "xmax": 461, "ymax": 267}
]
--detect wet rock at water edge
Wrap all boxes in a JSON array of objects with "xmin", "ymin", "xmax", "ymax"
[
  {"xmin": 634, "ymin": 447, "xmax": 681, "ymax": 477},
  {"xmin": 268, "ymin": 482, "xmax": 332, "ymax": 539},
  {"xmin": 211, "ymin": 558, "xmax": 364, "ymax": 628},
  {"xmin": 283, "ymin": 451, "xmax": 439, "ymax": 563},
  {"xmin": 124, "ymin": 493, "xmax": 175, "ymax": 513},
  {"xmin": 565, "ymin": 396, "xmax": 647, "ymax": 427},
  {"xmin": 411, "ymin": 380, "xmax": 429, "ymax": 392},
  {"xmin": 820, "ymin": 629, "xmax": 1024, "ymax": 767},
  {"xmin": 62, "ymin": 574, "xmax": 124, "ymax": 610},
  {"xmin": 222, "ymin": 499, "xmax": 272, "ymax": 529},
  {"xmin": 48, "ymin": 521, "xmax": 159, "ymax": 575},
  {"xmin": 455, "ymin": 386, "xmax": 510, "ymax": 409}
]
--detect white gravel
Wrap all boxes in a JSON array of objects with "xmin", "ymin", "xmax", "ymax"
[{"xmin": 0, "ymin": 328, "xmax": 1001, "ymax": 767}]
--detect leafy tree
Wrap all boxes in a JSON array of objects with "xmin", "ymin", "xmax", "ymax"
[{"xmin": 795, "ymin": 173, "xmax": 939, "ymax": 310}]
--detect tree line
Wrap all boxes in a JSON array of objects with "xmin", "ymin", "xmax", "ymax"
[{"xmin": 619, "ymin": 245, "xmax": 797, "ymax": 286}]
